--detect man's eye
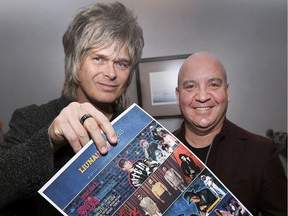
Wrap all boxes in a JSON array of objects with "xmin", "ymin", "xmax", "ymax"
[
  {"xmin": 93, "ymin": 57, "xmax": 103, "ymax": 63},
  {"xmin": 209, "ymin": 81, "xmax": 222, "ymax": 89},
  {"xmin": 115, "ymin": 62, "xmax": 129, "ymax": 69},
  {"xmin": 183, "ymin": 83, "xmax": 196, "ymax": 90}
]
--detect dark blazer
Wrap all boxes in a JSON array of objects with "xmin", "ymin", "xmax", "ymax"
[
  {"xmin": 173, "ymin": 119, "xmax": 287, "ymax": 216},
  {"xmin": 0, "ymin": 97, "xmax": 71, "ymax": 215},
  {"xmin": 0, "ymin": 96, "xmax": 122, "ymax": 215}
]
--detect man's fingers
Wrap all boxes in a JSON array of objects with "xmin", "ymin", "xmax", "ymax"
[
  {"xmin": 89, "ymin": 111, "xmax": 118, "ymax": 145},
  {"xmin": 68, "ymin": 116, "xmax": 90, "ymax": 147},
  {"xmin": 81, "ymin": 111, "xmax": 117, "ymax": 154},
  {"xmin": 48, "ymin": 102, "xmax": 118, "ymax": 154},
  {"xmin": 62, "ymin": 126, "xmax": 83, "ymax": 153}
]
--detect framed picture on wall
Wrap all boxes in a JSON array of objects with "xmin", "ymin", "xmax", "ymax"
[{"xmin": 136, "ymin": 54, "xmax": 191, "ymax": 118}]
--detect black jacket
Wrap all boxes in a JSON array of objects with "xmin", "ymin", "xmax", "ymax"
[
  {"xmin": 0, "ymin": 96, "xmax": 121, "ymax": 215},
  {"xmin": 174, "ymin": 119, "xmax": 287, "ymax": 216}
]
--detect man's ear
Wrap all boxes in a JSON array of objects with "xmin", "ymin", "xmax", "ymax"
[
  {"xmin": 175, "ymin": 87, "xmax": 180, "ymax": 105},
  {"xmin": 226, "ymin": 84, "xmax": 230, "ymax": 102}
]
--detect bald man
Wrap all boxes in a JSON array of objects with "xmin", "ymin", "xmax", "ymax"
[{"xmin": 174, "ymin": 52, "xmax": 287, "ymax": 216}]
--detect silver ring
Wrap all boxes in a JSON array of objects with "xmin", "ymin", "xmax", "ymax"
[{"xmin": 80, "ymin": 113, "xmax": 93, "ymax": 125}]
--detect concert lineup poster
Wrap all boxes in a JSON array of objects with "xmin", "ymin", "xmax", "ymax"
[{"xmin": 39, "ymin": 104, "xmax": 252, "ymax": 216}]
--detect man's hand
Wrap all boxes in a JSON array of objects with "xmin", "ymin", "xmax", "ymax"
[{"xmin": 48, "ymin": 102, "xmax": 117, "ymax": 154}]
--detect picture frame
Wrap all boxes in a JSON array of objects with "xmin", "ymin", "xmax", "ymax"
[{"xmin": 136, "ymin": 54, "xmax": 191, "ymax": 118}]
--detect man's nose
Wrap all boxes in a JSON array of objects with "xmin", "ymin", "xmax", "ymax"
[
  {"xmin": 103, "ymin": 62, "xmax": 117, "ymax": 80},
  {"xmin": 195, "ymin": 86, "xmax": 211, "ymax": 102}
]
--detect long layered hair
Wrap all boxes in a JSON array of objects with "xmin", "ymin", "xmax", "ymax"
[{"xmin": 62, "ymin": 2, "xmax": 144, "ymax": 110}]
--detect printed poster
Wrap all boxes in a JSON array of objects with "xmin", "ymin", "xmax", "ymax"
[{"xmin": 39, "ymin": 104, "xmax": 252, "ymax": 216}]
